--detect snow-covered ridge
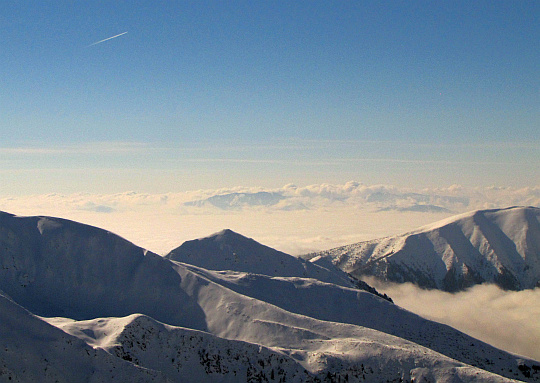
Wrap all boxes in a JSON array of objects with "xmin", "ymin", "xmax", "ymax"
[
  {"xmin": 306, "ymin": 206, "xmax": 540, "ymax": 291},
  {"xmin": 0, "ymin": 209, "xmax": 539, "ymax": 382},
  {"xmin": 0, "ymin": 290, "xmax": 168, "ymax": 382},
  {"xmin": 165, "ymin": 228, "xmax": 393, "ymax": 301},
  {"xmin": 166, "ymin": 228, "xmax": 354, "ymax": 287}
]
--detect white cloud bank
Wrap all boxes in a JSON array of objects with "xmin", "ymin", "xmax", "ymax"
[
  {"xmin": 365, "ymin": 278, "xmax": 540, "ymax": 362},
  {"xmin": 0, "ymin": 182, "xmax": 538, "ymax": 255}
]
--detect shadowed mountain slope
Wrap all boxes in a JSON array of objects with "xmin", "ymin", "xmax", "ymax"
[{"xmin": 166, "ymin": 229, "xmax": 355, "ymax": 288}]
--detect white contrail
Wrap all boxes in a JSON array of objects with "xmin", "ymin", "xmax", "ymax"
[{"xmin": 87, "ymin": 31, "xmax": 128, "ymax": 47}]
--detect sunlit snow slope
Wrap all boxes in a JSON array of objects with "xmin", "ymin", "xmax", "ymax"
[{"xmin": 307, "ymin": 207, "xmax": 540, "ymax": 291}]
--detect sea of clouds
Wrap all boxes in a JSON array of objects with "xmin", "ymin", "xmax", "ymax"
[
  {"xmin": 1, "ymin": 181, "xmax": 538, "ymax": 362},
  {"xmin": 1, "ymin": 181, "xmax": 538, "ymax": 254}
]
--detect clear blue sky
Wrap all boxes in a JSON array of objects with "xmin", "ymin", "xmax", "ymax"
[{"xmin": 0, "ymin": 1, "xmax": 538, "ymax": 193}]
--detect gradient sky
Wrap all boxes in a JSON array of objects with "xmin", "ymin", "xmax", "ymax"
[{"xmin": 1, "ymin": 1, "xmax": 538, "ymax": 194}]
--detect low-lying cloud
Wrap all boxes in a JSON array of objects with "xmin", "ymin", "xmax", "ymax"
[
  {"xmin": 0, "ymin": 182, "xmax": 538, "ymax": 256},
  {"xmin": 170, "ymin": 182, "xmax": 540, "ymax": 213},
  {"xmin": 182, "ymin": 182, "xmax": 540, "ymax": 212},
  {"xmin": 365, "ymin": 278, "xmax": 540, "ymax": 362}
]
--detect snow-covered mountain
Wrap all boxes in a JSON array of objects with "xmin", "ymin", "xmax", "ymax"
[
  {"xmin": 306, "ymin": 207, "xmax": 540, "ymax": 292},
  {"xmin": 184, "ymin": 192, "xmax": 285, "ymax": 209},
  {"xmin": 168, "ymin": 229, "xmax": 347, "ymax": 286},
  {"xmin": 0, "ymin": 210, "xmax": 539, "ymax": 382},
  {"xmin": 166, "ymin": 229, "xmax": 392, "ymax": 301}
]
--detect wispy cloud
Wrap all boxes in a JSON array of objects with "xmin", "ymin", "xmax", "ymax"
[
  {"xmin": 5, "ymin": 138, "xmax": 527, "ymax": 155},
  {"xmin": 323, "ymin": 158, "xmax": 522, "ymax": 166},
  {"xmin": 1, "ymin": 139, "xmax": 536, "ymax": 171},
  {"xmin": 290, "ymin": 138, "xmax": 540, "ymax": 150},
  {"xmin": 184, "ymin": 158, "xmax": 288, "ymax": 165},
  {"xmin": 0, "ymin": 142, "xmax": 152, "ymax": 155},
  {"xmin": 170, "ymin": 156, "xmax": 520, "ymax": 167}
]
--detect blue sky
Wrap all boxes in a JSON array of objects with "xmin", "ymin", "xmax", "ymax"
[{"xmin": 1, "ymin": 1, "xmax": 538, "ymax": 193}]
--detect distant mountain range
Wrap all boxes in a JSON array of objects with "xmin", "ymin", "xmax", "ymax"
[
  {"xmin": 184, "ymin": 192, "xmax": 285, "ymax": 209},
  {"xmin": 0, "ymin": 209, "xmax": 538, "ymax": 382},
  {"xmin": 181, "ymin": 189, "xmax": 463, "ymax": 212},
  {"xmin": 305, "ymin": 206, "xmax": 540, "ymax": 292}
]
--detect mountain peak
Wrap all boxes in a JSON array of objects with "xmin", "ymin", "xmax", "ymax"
[
  {"xmin": 215, "ymin": 228, "xmax": 235, "ymax": 235},
  {"xmin": 205, "ymin": 228, "xmax": 246, "ymax": 241},
  {"xmin": 165, "ymin": 230, "xmax": 359, "ymax": 288}
]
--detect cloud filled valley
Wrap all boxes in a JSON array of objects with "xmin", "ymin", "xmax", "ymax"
[{"xmin": 365, "ymin": 279, "xmax": 540, "ymax": 362}]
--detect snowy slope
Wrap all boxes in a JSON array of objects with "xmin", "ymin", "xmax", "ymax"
[
  {"xmin": 170, "ymin": 261, "xmax": 540, "ymax": 381},
  {"xmin": 46, "ymin": 314, "xmax": 316, "ymax": 383},
  {"xmin": 0, "ymin": 290, "xmax": 168, "ymax": 382},
  {"xmin": 0, "ymin": 210, "xmax": 539, "ymax": 382},
  {"xmin": 48, "ymin": 311, "xmax": 523, "ymax": 383},
  {"xmin": 175, "ymin": 262, "xmax": 537, "ymax": 376},
  {"xmin": 0, "ymin": 211, "xmax": 206, "ymax": 329},
  {"xmin": 306, "ymin": 207, "xmax": 540, "ymax": 291},
  {"xmin": 166, "ymin": 229, "xmax": 355, "ymax": 288}
]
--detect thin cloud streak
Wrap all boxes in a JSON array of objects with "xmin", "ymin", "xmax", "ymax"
[
  {"xmin": 182, "ymin": 157, "xmax": 526, "ymax": 166},
  {"xmin": 183, "ymin": 158, "xmax": 288, "ymax": 165},
  {"xmin": 0, "ymin": 142, "xmax": 151, "ymax": 155},
  {"xmin": 87, "ymin": 31, "xmax": 128, "ymax": 47},
  {"xmin": 280, "ymin": 138, "xmax": 540, "ymax": 150},
  {"xmin": 0, "ymin": 139, "xmax": 535, "ymax": 162}
]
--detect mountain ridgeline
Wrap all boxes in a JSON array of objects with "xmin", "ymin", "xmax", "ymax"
[
  {"xmin": 305, "ymin": 206, "xmax": 540, "ymax": 292},
  {"xmin": 165, "ymin": 228, "xmax": 391, "ymax": 301},
  {"xmin": 0, "ymin": 209, "xmax": 539, "ymax": 382}
]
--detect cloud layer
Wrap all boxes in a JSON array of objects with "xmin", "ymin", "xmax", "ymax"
[
  {"xmin": 0, "ymin": 182, "xmax": 538, "ymax": 255},
  {"xmin": 365, "ymin": 278, "xmax": 540, "ymax": 362}
]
